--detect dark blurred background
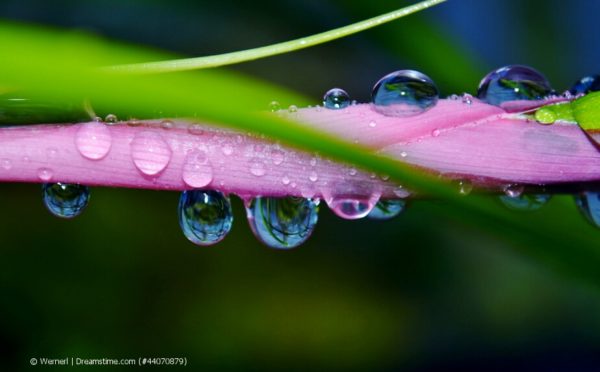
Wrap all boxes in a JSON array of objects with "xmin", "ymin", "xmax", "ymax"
[{"xmin": 2, "ymin": 0, "xmax": 600, "ymax": 370}]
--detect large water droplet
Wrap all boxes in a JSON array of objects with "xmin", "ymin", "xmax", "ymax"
[
  {"xmin": 323, "ymin": 88, "xmax": 350, "ymax": 109},
  {"xmin": 371, "ymin": 70, "xmax": 439, "ymax": 117},
  {"xmin": 42, "ymin": 183, "xmax": 90, "ymax": 218},
  {"xmin": 499, "ymin": 193, "xmax": 551, "ymax": 211},
  {"xmin": 368, "ymin": 199, "xmax": 406, "ymax": 220},
  {"xmin": 327, "ymin": 195, "xmax": 379, "ymax": 220},
  {"xmin": 75, "ymin": 122, "xmax": 112, "ymax": 160},
  {"xmin": 178, "ymin": 190, "xmax": 233, "ymax": 246},
  {"xmin": 477, "ymin": 65, "xmax": 552, "ymax": 106},
  {"xmin": 182, "ymin": 150, "xmax": 213, "ymax": 188},
  {"xmin": 569, "ymin": 75, "xmax": 600, "ymax": 95},
  {"xmin": 130, "ymin": 131, "xmax": 172, "ymax": 176},
  {"xmin": 246, "ymin": 197, "xmax": 319, "ymax": 249}
]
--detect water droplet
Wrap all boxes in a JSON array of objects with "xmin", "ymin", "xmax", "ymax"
[
  {"xmin": 309, "ymin": 156, "xmax": 318, "ymax": 167},
  {"xmin": 282, "ymin": 175, "xmax": 291, "ymax": 185},
  {"xmin": 448, "ymin": 94, "xmax": 459, "ymax": 100},
  {"xmin": 458, "ymin": 179, "xmax": 472, "ymax": 195},
  {"xmin": 368, "ymin": 120, "xmax": 377, "ymax": 128},
  {"xmin": 75, "ymin": 122, "xmax": 112, "ymax": 160},
  {"xmin": 569, "ymin": 75, "xmax": 600, "ymax": 95},
  {"xmin": 130, "ymin": 131, "xmax": 172, "ymax": 176},
  {"xmin": 381, "ymin": 174, "xmax": 390, "ymax": 181},
  {"xmin": 182, "ymin": 150, "xmax": 213, "ymax": 188},
  {"xmin": 250, "ymin": 161, "xmax": 266, "ymax": 177},
  {"xmin": 499, "ymin": 193, "xmax": 551, "ymax": 211},
  {"xmin": 178, "ymin": 190, "xmax": 233, "ymax": 246},
  {"xmin": 104, "ymin": 114, "xmax": 118, "ymax": 124},
  {"xmin": 309, "ymin": 171, "xmax": 318, "ymax": 182},
  {"xmin": 393, "ymin": 185, "xmax": 411, "ymax": 198},
  {"xmin": 461, "ymin": 93, "xmax": 473, "ymax": 105},
  {"xmin": 534, "ymin": 107, "xmax": 557, "ymax": 125},
  {"xmin": 323, "ymin": 88, "xmax": 350, "ymax": 109},
  {"xmin": 160, "ymin": 120, "xmax": 173, "ymax": 130},
  {"xmin": 37, "ymin": 168, "xmax": 53, "ymax": 182},
  {"xmin": 246, "ymin": 197, "xmax": 319, "ymax": 249},
  {"xmin": 1, "ymin": 159, "xmax": 12, "ymax": 170},
  {"xmin": 368, "ymin": 199, "xmax": 406, "ymax": 220},
  {"xmin": 271, "ymin": 149, "xmax": 285, "ymax": 165},
  {"xmin": 288, "ymin": 105, "xmax": 298, "ymax": 113},
  {"xmin": 400, "ymin": 151, "xmax": 408, "ymax": 158},
  {"xmin": 269, "ymin": 101, "xmax": 281, "ymax": 112},
  {"xmin": 348, "ymin": 167, "xmax": 357, "ymax": 176},
  {"xmin": 431, "ymin": 129, "xmax": 441, "ymax": 137},
  {"xmin": 327, "ymin": 194, "xmax": 380, "ymax": 220},
  {"xmin": 42, "ymin": 183, "xmax": 90, "ymax": 218},
  {"xmin": 188, "ymin": 124, "xmax": 204, "ymax": 135},
  {"xmin": 503, "ymin": 184, "xmax": 525, "ymax": 198},
  {"xmin": 221, "ymin": 143, "xmax": 233, "ymax": 156},
  {"xmin": 477, "ymin": 65, "xmax": 552, "ymax": 106},
  {"xmin": 127, "ymin": 118, "xmax": 141, "ymax": 127},
  {"xmin": 47, "ymin": 147, "xmax": 58, "ymax": 158},
  {"xmin": 575, "ymin": 192, "xmax": 600, "ymax": 228},
  {"xmin": 371, "ymin": 70, "xmax": 439, "ymax": 117}
]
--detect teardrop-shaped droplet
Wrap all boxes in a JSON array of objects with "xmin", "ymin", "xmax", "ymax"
[
  {"xmin": 75, "ymin": 122, "xmax": 112, "ymax": 160},
  {"xmin": 371, "ymin": 70, "xmax": 439, "ymax": 117},
  {"xmin": 178, "ymin": 190, "xmax": 233, "ymax": 246},
  {"xmin": 327, "ymin": 195, "xmax": 379, "ymax": 220},
  {"xmin": 42, "ymin": 183, "xmax": 90, "ymax": 218},
  {"xmin": 569, "ymin": 75, "xmax": 600, "ymax": 95},
  {"xmin": 323, "ymin": 88, "xmax": 350, "ymax": 109},
  {"xmin": 575, "ymin": 192, "xmax": 600, "ymax": 228},
  {"xmin": 182, "ymin": 150, "xmax": 213, "ymax": 188},
  {"xmin": 477, "ymin": 65, "xmax": 552, "ymax": 106},
  {"xmin": 503, "ymin": 184, "xmax": 525, "ymax": 198},
  {"xmin": 367, "ymin": 199, "xmax": 406, "ymax": 220},
  {"xmin": 499, "ymin": 193, "xmax": 551, "ymax": 211},
  {"xmin": 246, "ymin": 197, "xmax": 319, "ymax": 249},
  {"xmin": 130, "ymin": 131, "xmax": 172, "ymax": 176}
]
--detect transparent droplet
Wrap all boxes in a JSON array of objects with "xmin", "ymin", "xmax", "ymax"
[
  {"xmin": 461, "ymin": 93, "xmax": 473, "ymax": 105},
  {"xmin": 178, "ymin": 190, "xmax": 233, "ymax": 246},
  {"xmin": 269, "ymin": 101, "xmax": 281, "ymax": 112},
  {"xmin": 348, "ymin": 167, "xmax": 357, "ymax": 176},
  {"xmin": 371, "ymin": 70, "xmax": 439, "ymax": 117},
  {"xmin": 309, "ymin": 171, "xmax": 318, "ymax": 182},
  {"xmin": 222, "ymin": 143, "xmax": 233, "ymax": 156},
  {"xmin": 37, "ymin": 168, "xmax": 53, "ymax": 182},
  {"xmin": 160, "ymin": 120, "xmax": 174, "ymax": 130},
  {"xmin": 188, "ymin": 124, "xmax": 204, "ymax": 135},
  {"xmin": 75, "ymin": 122, "xmax": 112, "ymax": 160},
  {"xmin": 575, "ymin": 192, "xmax": 600, "ymax": 228},
  {"xmin": 327, "ymin": 195, "xmax": 380, "ymax": 220},
  {"xmin": 104, "ymin": 114, "xmax": 118, "ymax": 124},
  {"xmin": 323, "ymin": 88, "xmax": 350, "ymax": 109},
  {"xmin": 368, "ymin": 120, "xmax": 377, "ymax": 128},
  {"xmin": 182, "ymin": 150, "xmax": 213, "ymax": 188},
  {"xmin": 246, "ymin": 197, "xmax": 319, "ymax": 249},
  {"xmin": 130, "ymin": 131, "xmax": 172, "ymax": 176},
  {"xmin": 458, "ymin": 179, "xmax": 473, "ymax": 195},
  {"xmin": 271, "ymin": 149, "xmax": 285, "ymax": 165},
  {"xmin": 282, "ymin": 175, "xmax": 291, "ymax": 185},
  {"xmin": 477, "ymin": 65, "xmax": 552, "ymax": 106},
  {"xmin": 250, "ymin": 161, "xmax": 266, "ymax": 177},
  {"xmin": 503, "ymin": 184, "xmax": 525, "ymax": 198},
  {"xmin": 288, "ymin": 105, "xmax": 298, "ymax": 113},
  {"xmin": 431, "ymin": 129, "xmax": 441, "ymax": 137},
  {"xmin": 1, "ymin": 159, "xmax": 12, "ymax": 170},
  {"xmin": 127, "ymin": 118, "xmax": 141, "ymax": 127},
  {"xmin": 368, "ymin": 199, "xmax": 406, "ymax": 220},
  {"xmin": 499, "ymin": 193, "xmax": 551, "ymax": 211},
  {"xmin": 42, "ymin": 183, "xmax": 90, "ymax": 219},
  {"xmin": 569, "ymin": 75, "xmax": 600, "ymax": 95}
]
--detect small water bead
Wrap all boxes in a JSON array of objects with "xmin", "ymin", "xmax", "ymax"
[
  {"xmin": 250, "ymin": 161, "xmax": 266, "ymax": 177},
  {"xmin": 431, "ymin": 129, "xmax": 441, "ymax": 137},
  {"xmin": 182, "ymin": 150, "xmax": 213, "ymax": 188},
  {"xmin": 37, "ymin": 168, "xmax": 53, "ymax": 182},
  {"xmin": 371, "ymin": 70, "xmax": 439, "ymax": 117},
  {"xmin": 461, "ymin": 94, "xmax": 473, "ymax": 105},
  {"xmin": 348, "ymin": 167, "xmax": 357, "ymax": 176},
  {"xmin": 288, "ymin": 105, "xmax": 298, "ymax": 113},
  {"xmin": 1, "ymin": 159, "xmax": 11, "ymax": 170},
  {"xmin": 269, "ymin": 101, "xmax": 281, "ymax": 112},
  {"xmin": 222, "ymin": 143, "xmax": 233, "ymax": 156},
  {"xmin": 42, "ymin": 183, "xmax": 90, "ymax": 219},
  {"xmin": 575, "ymin": 192, "xmax": 600, "ymax": 228},
  {"xmin": 477, "ymin": 65, "xmax": 552, "ymax": 106},
  {"xmin": 75, "ymin": 122, "xmax": 112, "ymax": 160},
  {"xmin": 503, "ymin": 184, "xmax": 525, "ymax": 198},
  {"xmin": 309, "ymin": 171, "xmax": 318, "ymax": 182},
  {"xmin": 178, "ymin": 190, "xmax": 233, "ymax": 246},
  {"xmin": 368, "ymin": 199, "xmax": 406, "ymax": 220},
  {"xmin": 327, "ymin": 195, "xmax": 379, "ymax": 220},
  {"xmin": 130, "ymin": 131, "xmax": 172, "ymax": 176},
  {"xmin": 323, "ymin": 88, "xmax": 351, "ymax": 109},
  {"xmin": 160, "ymin": 120, "xmax": 174, "ymax": 130},
  {"xmin": 127, "ymin": 118, "xmax": 142, "ymax": 127},
  {"xmin": 569, "ymin": 75, "xmax": 600, "ymax": 95},
  {"xmin": 188, "ymin": 124, "xmax": 204, "ymax": 135},
  {"xmin": 368, "ymin": 120, "xmax": 377, "ymax": 128},
  {"xmin": 271, "ymin": 149, "xmax": 285, "ymax": 165},
  {"xmin": 104, "ymin": 114, "xmax": 118, "ymax": 124},
  {"xmin": 246, "ymin": 197, "xmax": 319, "ymax": 249},
  {"xmin": 282, "ymin": 175, "xmax": 291, "ymax": 185},
  {"xmin": 499, "ymin": 193, "xmax": 551, "ymax": 211},
  {"xmin": 458, "ymin": 179, "xmax": 472, "ymax": 195}
]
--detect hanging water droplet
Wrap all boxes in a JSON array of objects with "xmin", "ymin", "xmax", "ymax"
[
  {"xmin": 327, "ymin": 195, "xmax": 380, "ymax": 220},
  {"xmin": 569, "ymin": 75, "xmax": 600, "ymax": 95},
  {"xmin": 371, "ymin": 70, "xmax": 439, "ymax": 117},
  {"xmin": 160, "ymin": 120, "xmax": 173, "ymax": 130},
  {"xmin": 309, "ymin": 171, "xmax": 318, "ymax": 182},
  {"xmin": 104, "ymin": 114, "xmax": 118, "ymax": 124},
  {"xmin": 1, "ymin": 159, "xmax": 12, "ymax": 170},
  {"xmin": 178, "ymin": 190, "xmax": 233, "ymax": 246},
  {"xmin": 477, "ymin": 65, "xmax": 552, "ymax": 106},
  {"xmin": 269, "ymin": 101, "xmax": 281, "ymax": 112},
  {"xmin": 246, "ymin": 197, "xmax": 319, "ymax": 249},
  {"xmin": 368, "ymin": 199, "xmax": 406, "ymax": 220},
  {"xmin": 37, "ymin": 168, "xmax": 53, "ymax": 182},
  {"xmin": 130, "ymin": 131, "xmax": 172, "ymax": 176},
  {"xmin": 575, "ymin": 192, "xmax": 600, "ymax": 228},
  {"xmin": 503, "ymin": 184, "xmax": 525, "ymax": 198},
  {"xmin": 499, "ymin": 193, "xmax": 551, "ymax": 211},
  {"xmin": 42, "ymin": 183, "xmax": 90, "ymax": 219},
  {"xmin": 288, "ymin": 105, "xmax": 298, "ymax": 113},
  {"xmin": 188, "ymin": 124, "xmax": 204, "ymax": 135},
  {"xmin": 323, "ymin": 88, "xmax": 351, "ymax": 109},
  {"xmin": 75, "ymin": 122, "xmax": 112, "ymax": 160},
  {"xmin": 182, "ymin": 150, "xmax": 213, "ymax": 188},
  {"xmin": 458, "ymin": 179, "xmax": 472, "ymax": 195},
  {"xmin": 250, "ymin": 161, "xmax": 266, "ymax": 177}
]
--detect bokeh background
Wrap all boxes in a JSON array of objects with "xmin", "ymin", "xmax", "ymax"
[{"xmin": 2, "ymin": 0, "xmax": 600, "ymax": 370}]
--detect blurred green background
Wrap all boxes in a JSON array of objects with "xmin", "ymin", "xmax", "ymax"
[{"xmin": 2, "ymin": 0, "xmax": 600, "ymax": 370}]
